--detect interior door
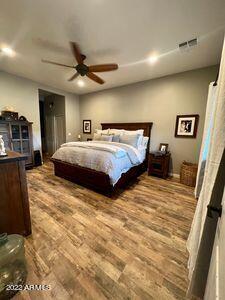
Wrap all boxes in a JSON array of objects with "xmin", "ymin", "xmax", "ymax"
[
  {"xmin": 54, "ymin": 115, "xmax": 65, "ymax": 151},
  {"xmin": 45, "ymin": 114, "xmax": 65, "ymax": 155},
  {"xmin": 45, "ymin": 115, "xmax": 55, "ymax": 155},
  {"xmin": 204, "ymin": 188, "xmax": 225, "ymax": 300}
]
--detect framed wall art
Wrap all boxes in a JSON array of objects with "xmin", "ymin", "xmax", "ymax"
[
  {"xmin": 175, "ymin": 114, "xmax": 199, "ymax": 138},
  {"xmin": 83, "ymin": 120, "xmax": 91, "ymax": 134},
  {"xmin": 159, "ymin": 143, "xmax": 169, "ymax": 153}
]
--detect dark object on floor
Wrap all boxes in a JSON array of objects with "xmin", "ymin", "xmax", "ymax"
[
  {"xmin": 0, "ymin": 151, "xmax": 32, "ymax": 236},
  {"xmin": 34, "ymin": 150, "xmax": 42, "ymax": 166},
  {"xmin": 0, "ymin": 233, "xmax": 27, "ymax": 299},
  {"xmin": 148, "ymin": 152, "xmax": 171, "ymax": 179}
]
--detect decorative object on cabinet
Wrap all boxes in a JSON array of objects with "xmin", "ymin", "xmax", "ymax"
[
  {"xmin": 0, "ymin": 120, "xmax": 34, "ymax": 168},
  {"xmin": 0, "ymin": 151, "xmax": 32, "ymax": 236},
  {"xmin": 159, "ymin": 143, "xmax": 169, "ymax": 153},
  {"xmin": 2, "ymin": 106, "xmax": 15, "ymax": 112},
  {"xmin": 148, "ymin": 152, "xmax": 170, "ymax": 179},
  {"xmin": 1, "ymin": 111, "xmax": 18, "ymax": 121},
  {"xmin": 19, "ymin": 116, "xmax": 27, "ymax": 121},
  {"xmin": 0, "ymin": 135, "xmax": 7, "ymax": 157},
  {"xmin": 175, "ymin": 114, "xmax": 199, "ymax": 138},
  {"xmin": 180, "ymin": 161, "xmax": 198, "ymax": 187},
  {"xmin": 0, "ymin": 233, "xmax": 27, "ymax": 299},
  {"xmin": 83, "ymin": 120, "xmax": 91, "ymax": 134}
]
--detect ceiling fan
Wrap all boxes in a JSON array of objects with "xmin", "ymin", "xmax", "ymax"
[{"xmin": 42, "ymin": 42, "xmax": 118, "ymax": 85}]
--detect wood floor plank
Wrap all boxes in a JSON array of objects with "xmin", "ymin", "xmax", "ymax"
[{"xmin": 14, "ymin": 162, "xmax": 196, "ymax": 299}]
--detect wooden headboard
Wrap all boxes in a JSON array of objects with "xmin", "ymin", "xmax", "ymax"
[{"xmin": 101, "ymin": 122, "xmax": 153, "ymax": 160}]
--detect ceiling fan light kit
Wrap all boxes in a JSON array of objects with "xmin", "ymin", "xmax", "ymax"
[{"xmin": 42, "ymin": 42, "xmax": 118, "ymax": 85}]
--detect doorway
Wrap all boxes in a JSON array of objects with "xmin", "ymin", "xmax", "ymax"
[{"xmin": 38, "ymin": 89, "xmax": 66, "ymax": 156}]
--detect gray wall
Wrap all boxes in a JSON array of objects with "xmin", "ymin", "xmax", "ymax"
[
  {"xmin": 0, "ymin": 71, "xmax": 80, "ymax": 151},
  {"xmin": 80, "ymin": 66, "xmax": 218, "ymax": 175},
  {"xmin": 0, "ymin": 66, "xmax": 218, "ymax": 174}
]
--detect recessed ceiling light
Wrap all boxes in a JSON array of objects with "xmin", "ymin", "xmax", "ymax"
[
  {"xmin": 1, "ymin": 47, "xmax": 15, "ymax": 57},
  {"xmin": 148, "ymin": 54, "xmax": 158, "ymax": 64},
  {"xmin": 77, "ymin": 80, "xmax": 85, "ymax": 87}
]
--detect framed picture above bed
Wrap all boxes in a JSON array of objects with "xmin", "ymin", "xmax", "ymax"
[
  {"xmin": 83, "ymin": 120, "xmax": 91, "ymax": 134},
  {"xmin": 174, "ymin": 114, "xmax": 199, "ymax": 138}
]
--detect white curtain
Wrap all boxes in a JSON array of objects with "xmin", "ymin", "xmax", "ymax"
[
  {"xmin": 194, "ymin": 83, "xmax": 217, "ymax": 198},
  {"xmin": 187, "ymin": 36, "xmax": 225, "ymax": 296}
]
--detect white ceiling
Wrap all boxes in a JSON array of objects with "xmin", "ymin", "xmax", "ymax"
[{"xmin": 0, "ymin": 0, "xmax": 225, "ymax": 95}]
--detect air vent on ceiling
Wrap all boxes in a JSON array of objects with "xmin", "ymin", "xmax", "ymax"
[{"xmin": 179, "ymin": 38, "xmax": 198, "ymax": 51}]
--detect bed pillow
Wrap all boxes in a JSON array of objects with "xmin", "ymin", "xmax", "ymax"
[
  {"xmin": 95, "ymin": 129, "xmax": 110, "ymax": 135},
  {"xmin": 119, "ymin": 134, "xmax": 140, "ymax": 148},
  {"xmin": 100, "ymin": 134, "xmax": 113, "ymax": 142},
  {"xmin": 123, "ymin": 129, "xmax": 144, "ymax": 136},
  {"xmin": 123, "ymin": 129, "xmax": 144, "ymax": 147},
  {"xmin": 112, "ymin": 134, "xmax": 120, "ymax": 143},
  {"xmin": 141, "ymin": 136, "xmax": 149, "ymax": 149},
  {"xmin": 109, "ymin": 129, "xmax": 125, "ymax": 135}
]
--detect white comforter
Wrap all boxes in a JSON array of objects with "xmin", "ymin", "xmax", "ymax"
[{"xmin": 52, "ymin": 141, "xmax": 144, "ymax": 185}]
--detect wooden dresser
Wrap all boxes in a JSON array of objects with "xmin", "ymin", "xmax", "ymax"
[
  {"xmin": 0, "ymin": 151, "xmax": 31, "ymax": 236},
  {"xmin": 0, "ymin": 120, "xmax": 34, "ymax": 168}
]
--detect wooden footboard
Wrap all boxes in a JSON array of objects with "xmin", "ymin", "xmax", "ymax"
[{"xmin": 51, "ymin": 158, "xmax": 147, "ymax": 197}]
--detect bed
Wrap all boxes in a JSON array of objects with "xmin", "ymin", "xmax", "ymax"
[{"xmin": 51, "ymin": 122, "xmax": 153, "ymax": 196}]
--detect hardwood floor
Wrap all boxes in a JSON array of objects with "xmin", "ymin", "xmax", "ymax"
[{"xmin": 15, "ymin": 162, "xmax": 196, "ymax": 300}]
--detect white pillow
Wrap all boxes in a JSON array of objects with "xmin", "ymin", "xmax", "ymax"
[
  {"xmin": 95, "ymin": 129, "xmax": 109, "ymax": 134},
  {"xmin": 112, "ymin": 134, "xmax": 120, "ymax": 142},
  {"xmin": 142, "ymin": 137, "xmax": 149, "ymax": 149},
  {"xmin": 123, "ymin": 129, "xmax": 144, "ymax": 136},
  {"xmin": 108, "ymin": 129, "xmax": 125, "ymax": 135},
  {"xmin": 123, "ymin": 129, "xmax": 144, "ymax": 147},
  {"xmin": 119, "ymin": 134, "xmax": 140, "ymax": 148},
  {"xmin": 100, "ymin": 135, "xmax": 113, "ymax": 142}
]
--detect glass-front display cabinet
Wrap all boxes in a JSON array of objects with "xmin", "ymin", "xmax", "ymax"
[{"xmin": 0, "ymin": 121, "xmax": 33, "ymax": 168}]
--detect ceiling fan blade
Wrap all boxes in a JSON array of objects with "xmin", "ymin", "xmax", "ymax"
[
  {"xmin": 68, "ymin": 73, "xmax": 79, "ymax": 81},
  {"xmin": 70, "ymin": 42, "xmax": 83, "ymax": 64},
  {"xmin": 88, "ymin": 64, "xmax": 118, "ymax": 72},
  {"xmin": 42, "ymin": 59, "xmax": 74, "ymax": 68},
  {"xmin": 86, "ymin": 72, "xmax": 104, "ymax": 84}
]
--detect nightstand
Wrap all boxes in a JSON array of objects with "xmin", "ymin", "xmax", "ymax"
[{"xmin": 148, "ymin": 152, "xmax": 171, "ymax": 179}]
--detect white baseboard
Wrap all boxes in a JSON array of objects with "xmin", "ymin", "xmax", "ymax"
[{"xmin": 169, "ymin": 173, "xmax": 180, "ymax": 179}]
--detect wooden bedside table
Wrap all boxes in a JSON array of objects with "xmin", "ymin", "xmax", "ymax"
[{"xmin": 148, "ymin": 152, "xmax": 171, "ymax": 179}]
